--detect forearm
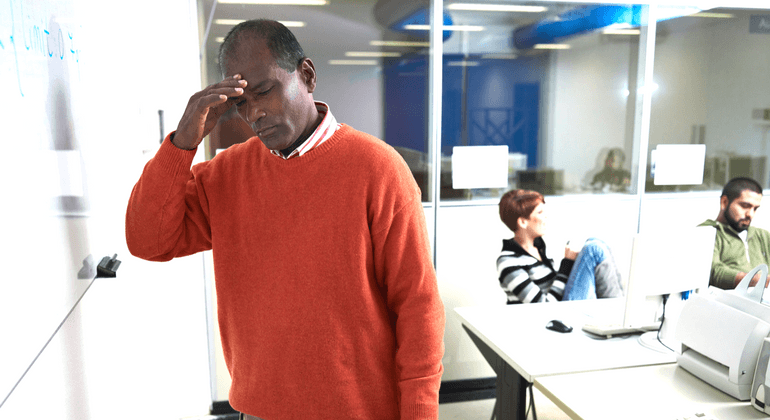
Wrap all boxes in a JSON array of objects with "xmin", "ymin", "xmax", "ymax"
[
  {"xmin": 558, "ymin": 258, "xmax": 575, "ymax": 280},
  {"xmin": 394, "ymin": 261, "xmax": 444, "ymax": 419},
  {"xmin": 396, "ymin": 298, "xmax": 444, "ymax": 420},
  {"xmin": 373, "ymin": 198, "xmax": 444, "ymax": 419},
  {"xmin": 125, "ymin": 135, "xmax": 212, "ymax": 261},
  {"xmin": 710, "ymin": 263, "xmax": 741, "ymax": 290}
]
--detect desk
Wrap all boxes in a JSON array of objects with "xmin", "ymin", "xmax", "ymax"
[
  {"xmin": 535, "ymin": 364, "xmax": 769, "ymax": 420},
  {"xmin": 455, "ymin": 299, "xmax": 676, "ymax": 420}
]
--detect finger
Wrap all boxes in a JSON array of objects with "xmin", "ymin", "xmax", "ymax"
[
  {"xmin": 210, "ymin": 96, "xmax": 238, "ymax": 116},
  {"xmin": 195, "ymin": 81, "xmax": 246, "ymax": 102},
  {"xmin": 211, "ymin": 75, "xmax": 248, "ymax": 89},
  {"xmin": 197, "ymin": 93, "xmax": 231, "ymax": 109},
  {"xmin": 226, "ymin": 73, "xmax": 246, "ymax": 84},
  {"xmin": 198, "ymin": 87, "xmax": 244, "ymax": 111},
  {"xmin": 202, "ymin": 86, "xmax": 245, "ymax": 99}
]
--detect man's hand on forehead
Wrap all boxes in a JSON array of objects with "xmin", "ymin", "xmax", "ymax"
[
  {"xmin": 172, "ymin": 74, "xmax": 249, "ymax": 150},
  {"xmin": 221, "ymin": 74, "xmax": 247, "ymax": 96},
  {"xmin": 220, "ymin": 75, "xmax": 245, "ymax": 102}
]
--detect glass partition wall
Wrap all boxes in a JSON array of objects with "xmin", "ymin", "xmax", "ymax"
[
  {"xmin": 437, "ymin": 2, "xmax": 648, "ymax": 200},
  {"xmin": 436, "ymin": 2, "xmax": 770, "ymax": 203},
  {"xmin": 647, "ymin": 7, "xmax": 770, "ymax": 193},
  {"xmin": 198, "ymin": 1, "xmax": 770, "ymax": 203},
  {"xmin": 196, "ymin": 0, "xmax": 770, "ymax": 406}
]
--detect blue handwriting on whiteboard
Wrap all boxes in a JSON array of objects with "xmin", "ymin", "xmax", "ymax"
[{"xmin": 3, "ymin": 0, "xmax": 82, "ymax": 97}]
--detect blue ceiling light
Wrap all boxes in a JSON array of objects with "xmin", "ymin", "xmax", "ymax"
[
  {"xmin": 513, "ymin": 5, "xmax": 642, "ymax": 50},
  {"xmin": 513, "ymin": 4, "xmax": 702, "ymax": 50}
]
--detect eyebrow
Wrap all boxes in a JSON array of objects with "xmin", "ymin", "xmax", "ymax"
[
  {"xmin": 248, "ymin": 80, "xmax": 270, "ymax": 92},
  {"xmin": 738, "ymin": 201, "xmax": 760, "ymax": 207}
]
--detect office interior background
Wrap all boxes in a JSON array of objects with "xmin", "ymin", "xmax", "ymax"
[{"xmin": 1, "ymin": 0, "xmax": 770, "ymax": 418}]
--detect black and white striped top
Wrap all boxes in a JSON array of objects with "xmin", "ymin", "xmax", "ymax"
[{"xmin": 496, "ymin": 238, "xmax": 574, "ymax": 304}]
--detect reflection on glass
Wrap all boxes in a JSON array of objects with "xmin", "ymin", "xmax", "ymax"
[
  {"xmin": 436, "ymin": 2, "xmax": 652, "ymax": 200},
  {"xmin": 648, "ymin": 7, "xmax": 770, "ymax": 192},
  {"xmin": 197, "ymin": 1, "xmax": 770, "ymax": 202}
]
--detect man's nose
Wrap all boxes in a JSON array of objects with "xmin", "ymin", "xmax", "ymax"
[
  {"xmin": 747, "ymin": 208, "xmax": 756, "ymax": 220},
  {"xmin": 245, "ymin": 103, "xmax": 266, "ymax": 123}
]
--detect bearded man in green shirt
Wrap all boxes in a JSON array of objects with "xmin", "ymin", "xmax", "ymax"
[{"xmin": 700, "ymin": 177, "xmax": 770, "ymax": 289}]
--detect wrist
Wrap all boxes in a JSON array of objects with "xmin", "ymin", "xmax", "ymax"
[{"xmin": 170, "ymin": 132, "xmax": 198, "ymax": 150}]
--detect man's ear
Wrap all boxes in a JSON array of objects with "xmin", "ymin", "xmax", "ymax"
[
  {"xmin": 298, "ymin": 58, "xmax": 317, "ymax": 93},
  {"xmin": 720, "ymin": 195, "xmax": 729, "ymax": 212}
]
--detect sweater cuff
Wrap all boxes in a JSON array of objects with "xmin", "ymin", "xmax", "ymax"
[
  {"xmin": 559, "ymin": 258, "xmax": 575, "ymax": 276},
  {"xmin": 401, "ymin": 403, "xmax": 438, "ymax": 420},
  {"xmin": 713, "ymin": 268, "xmax": 741, "ymax": 289},
  {"xmin": 398, "ymin": 369, "xmax": 442, "ymax": 420},
  {"xmin": 153, "ymin": 131, "xmax": 198, "ymax": 175}
]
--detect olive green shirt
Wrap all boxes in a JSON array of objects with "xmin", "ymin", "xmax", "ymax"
[{"xmin": 699, "ymin": 219, "xmax": 770, "ymax": 289}]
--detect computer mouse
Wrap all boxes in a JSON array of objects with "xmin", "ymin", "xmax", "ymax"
[{"xmin": 546, "ymin": 319, "xmax": 573, "ymax": 333}]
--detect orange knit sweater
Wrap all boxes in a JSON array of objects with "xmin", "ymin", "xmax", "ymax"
[{"xmin": 126, "ymin": 124, "xmax": 445, "ymax": 420}]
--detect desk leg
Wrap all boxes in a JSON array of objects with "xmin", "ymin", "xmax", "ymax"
[{"xmin": 462, "ymin": 325, "xmax": 527, "ymax": 420}]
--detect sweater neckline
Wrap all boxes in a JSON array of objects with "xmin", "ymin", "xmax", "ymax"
[
  {"xmin": 503, "ymin": 237, "xmax": 547, "ymax": 256},
  {"xmin": 503, "ymin": 237, "xmax": 554, "ymax": 269},
  {"xmin": 257, "ymin": 124, "xmax": 351, "ymax": 167}
]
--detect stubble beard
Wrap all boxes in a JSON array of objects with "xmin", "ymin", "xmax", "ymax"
[{"xmin": 724, "ymin": 209, "xmax": 750, "ymax": 233}]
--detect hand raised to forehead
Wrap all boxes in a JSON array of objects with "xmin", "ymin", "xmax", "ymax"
[{"xmin": 172, "ymin": 75, "xmax": 248, "ymax": 150}]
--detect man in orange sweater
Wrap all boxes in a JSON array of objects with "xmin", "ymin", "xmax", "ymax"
[{"xmin": 125, "ymin": 19, "xmax": 445, "ymax": 420}]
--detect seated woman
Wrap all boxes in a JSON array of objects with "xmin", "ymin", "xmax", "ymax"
[{"xmin": 497, "ymin": 189, "xmax": 624, "ymax": 304}]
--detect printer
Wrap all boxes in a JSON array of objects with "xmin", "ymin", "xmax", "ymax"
[{"xmin": 675, "ymin": 264, "xmax": 770, "ymax": 401}]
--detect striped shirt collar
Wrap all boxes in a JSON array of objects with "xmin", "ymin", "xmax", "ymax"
[{"xmin": 270, "ymin": 101, "xmax": 339, "ymax": 159}]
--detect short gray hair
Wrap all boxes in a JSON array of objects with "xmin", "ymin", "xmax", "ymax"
[{"xmin": 218, "ymin": 19, "xmax": 306, "ymax": 75}]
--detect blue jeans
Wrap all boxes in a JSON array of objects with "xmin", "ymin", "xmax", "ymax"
[{"xmin": 562, "ymin": 238, "xmax": 623, "ymax": 300}]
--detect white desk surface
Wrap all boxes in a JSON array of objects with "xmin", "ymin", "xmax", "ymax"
[
  {"xmin": 455, "ymin": 299, "xmax": 675, "ymax": 382},
  {"xmin": 535, "ymin": 364, "xmax": 770, "ymax": 420}
]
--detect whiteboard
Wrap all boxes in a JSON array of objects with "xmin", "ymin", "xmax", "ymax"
[
  {"xmin": 0, "ymin": 0, "xmax": 201, "ymax": 409},
  {"xmin": 0, "ymin": 0, "xmax": 97, "ymax": 407}
]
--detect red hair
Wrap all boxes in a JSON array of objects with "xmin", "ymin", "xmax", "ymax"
[{"xmin": 499, "ymin": 189, "xmax": 545, "ymax": 232}]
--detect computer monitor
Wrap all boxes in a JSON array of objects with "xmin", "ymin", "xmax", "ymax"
[{"xmin": 582, "ymin": 227, "xmax": 716, "ymax": 338}]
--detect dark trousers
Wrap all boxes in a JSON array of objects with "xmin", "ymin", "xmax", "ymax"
[{"xmin": 240, "ymin": 414, "xmax": 266, "ymax": 420}]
